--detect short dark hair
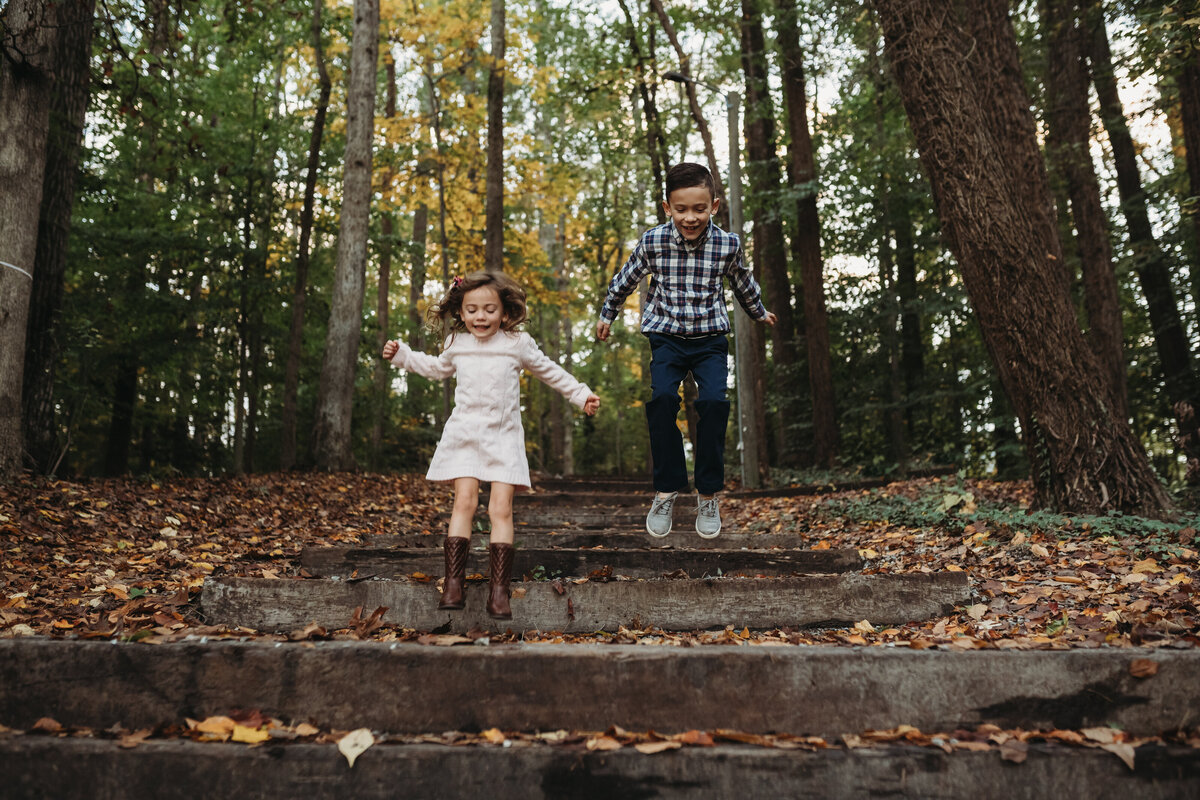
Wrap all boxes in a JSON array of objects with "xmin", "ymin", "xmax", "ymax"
[{"xmin": 665, "ymin": 162, "xmax": 715, "ymax": 201}]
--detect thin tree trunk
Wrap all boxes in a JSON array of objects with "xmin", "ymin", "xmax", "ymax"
[
  {"xmin": 370, "ymin": 55, "xmax": 399, "ymax": 471},
  {"xmin": 1180, "ymin": 46, "xmax": 1200, "ymax": 310},
  {"xmin": 617, "ymin": 0, "xmax": 668, "ymax": 220},
  {"xmin": 484, "ymin": 0, "xmax": 505, "ymax": 271},
  {"xmin": 894, "ymin": 195, "xmax": 924, "ymax": 433},
  {"xmin": 0, "ymin": 0, "xmax": 60, "ymax": 478},
  {"xmin": 409, "ymin": 203, "xmax": 428, "ymax": 348},
  {"xmin": 22, "ymin": 0, "xmax": 96, "ymax": 475},
  {"xmin": 1043, "ymin": 0, "xmax": 1127, "ymax": 419},
  {"xmin": 648, "ymin": 0, "xmax": 728, "ymax": 229},
  {"xmin": 776, "ymin": 0, "xmax": 837, "ymax": 468},
  {"xmin": 281, "ymin": 0, "xmax": 332, "ymax": 470},
  {"xmin": 1089, "ymin": 2, "xmax": 1200, "ymax": 478},
  {"xmin": 741, "ymin": 0, "xmax": 800, "ymax": 468},
  {"xmin": 313, "ymin": 0, "xmax": 379, "ymax": 471},
  {"xmin": 872, "ymin": 0, "xmax": 1169, "ymax": 513}
]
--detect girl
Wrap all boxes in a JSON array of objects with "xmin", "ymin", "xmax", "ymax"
[{"xmin": 382, "ymin": 270, "xmax": 600, "ymax": 619}]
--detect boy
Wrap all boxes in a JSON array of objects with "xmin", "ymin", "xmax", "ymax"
[{"xmin": 596, "ymin": 162, "xmax": 776, "ymax": 538}]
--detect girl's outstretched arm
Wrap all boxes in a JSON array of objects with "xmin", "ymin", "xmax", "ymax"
[
  {"xmin": 520, "ymin": 333, "xmax": 594, "ymax": 410},
  {"xmin": 384, "ymin": 339, "xmax": 456, "ymax": 380}
]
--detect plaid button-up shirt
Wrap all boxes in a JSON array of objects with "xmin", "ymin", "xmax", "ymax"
[{"xmin": 599, "ymin": 220, "xmax": 768, "ymax": 337}]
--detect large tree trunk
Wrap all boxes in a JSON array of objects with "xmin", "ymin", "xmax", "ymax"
[
  {"xmin": 775, "ymin": 0, "xmax": 838, "ymax": 468},
  {"xmin": 1089, "ymin": 2, "xmax": 1200, "ymax": 481},
  {"xmin": 648, "ymin": 0, "xmax": 728, "ymax": 229},
  {"xmin": 1043, "ymin": 0, "xmax": 1127, "ymax": 419},
  {"xmin": 21, "ymin": 0, "xmax": 96, "ymax": 475},
  {"xmin": 313, "ymin": 0, "xmax": 379, "ymax": 471},
  {"xmin": 740, "ymin": 0, "xmax": 801, "ymax": 469},
  {"xmin": 281, "ymin": 0, "xmax": 332, "ymax": 470},
  {"xmin": 484, "ymin": 0, "xmax": 505, "ymax": 272},
  {"xmin": 872, "ymin": 0, "xmax": 1169, "ymax": 514},
  {"xmin": 0, "ymin": 0, "xmax": 60, "ymax": 478}
]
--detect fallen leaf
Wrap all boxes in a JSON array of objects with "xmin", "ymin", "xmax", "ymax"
[
  {"xmin": 232, "ymin": 724, "xmax": 270, "ymax": 744},
  {"xmin": 337, "ymin": 728, "xmax": 375, "ymax": 768},
  {"xmin": 635, "ymin": 740, "xmax": 682, "ymax": 754},
  {"xmin": 1129, "ymin": 658, "xmax": 1159, "ymax": 678},
  {"xmin": 853, "ymin": 620, "xmax": 875, "ymax": 634},
  {"xmin": 481, "ymin": 728, "xmax": 507, "ymax": 744},
  {"xmin": 1101, "ymin": 742, "xmax": 1136, "ymax": 770},
  {"xmin": 32, "ymin": 717, "xmax": 62, "ymax": 733},
  {"xmin": 1030, "ymin": 544, "xmax": 1050, "ymax": 558},
  {"xmin": 675, "ymin": 730, "xmax": 715, "ymax": 746},
  {"xmin": 294, "ymin": 723, "xmax": 320, "ymax": 736},
  {"xmin": 118, "ymin": 729, "xmax": 152, "ymax": 748},
  {"xmin": 1081, "ymin": 727, "xmax": 1118, "ymax": 744},
  {"xmin": 966, "ymin": 604, "xmax": 987, "ymax": 621},
  {"xmin": 999, "ymin": 739, "xmax": 1028, "ymax": 763},
  {"xmin": 586, "ymin": 736, "xmax": 623, "ymax": 751}
]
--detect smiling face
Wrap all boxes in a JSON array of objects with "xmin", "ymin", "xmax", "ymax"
[
  {"xmin": 458, "ymin": 285, "xmax": 507, "ymax": 341},
  {"xmin": 663, "ymin": 185, "xmax": 720, "ymax": 242}
]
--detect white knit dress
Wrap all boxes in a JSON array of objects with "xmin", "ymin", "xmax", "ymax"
[{"xmin": 390, "ymin": 330, "xmax": 593, "ymax": 491}]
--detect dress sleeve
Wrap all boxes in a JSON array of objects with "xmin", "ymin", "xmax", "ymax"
[
  {"xmin": 520, "ymin": 334, "xmax": 593, "ymax": 409},
  {"xmin": 389, "ymin": 339, "xmax": 456, "ymax": 380}
]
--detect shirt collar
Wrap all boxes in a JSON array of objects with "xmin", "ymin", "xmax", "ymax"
[{"xmin": 669, "ymin": 219, "xmax": 712, "ymax": 249}]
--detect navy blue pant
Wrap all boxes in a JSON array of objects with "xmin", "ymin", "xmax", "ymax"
[{"xmin": 645, "ymin": 333, "xmax": 731, "ymax": 495}]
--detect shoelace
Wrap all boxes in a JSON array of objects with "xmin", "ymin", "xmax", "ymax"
[
  {"xmin": 698, "ymin": 499, "xmax": 718, "ymax": 517},
  {"xmin": 653, "ymin": 496, "xmax": 675, "ymax": 515}
]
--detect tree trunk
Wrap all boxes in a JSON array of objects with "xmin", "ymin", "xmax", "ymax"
[
  {"xmin": 776, "ymin": 0, "xmax": 838, "ymax": 468},
  {"xmin": 1180, "ymin": 46, "xmax": 1200, "ymax": 310},
  {"xmin": 1089, "ymin": 2, "xmax": 1200, "ymax": 479},
  {"xmin": 0, "ymin": 0, "xmax": 59, "ymax": 478},
  {"xmin": 741, "ymin": 0, "xmax": 801, "ymax": 467},
  {"xmin": 409, "ymin": 203, "xmax": 429, "ymax": 349},
  {"xmin": 484, "ymin": 0, "xmax": 505, "ymax": 272},
  {"xmin": 617, "ymin": 0, "xmax": 668, "ymax": 219},
  {"xmin": 281, "ymin": 0, "xmax": 332, "ymax": 470},
  {"xmin": 370, "ymin": 55, "xmax": 399, "ymax": 471},
  {"xmin": 1043, "ymin": 0, "xmax": 1127, "ymax": 419},
  {"xmin": 894, "ymin": 195, "xmax": 924, "ymax": 435},
  {"xmin": 313, "ymin": 0, "xmax": 379, "ymax": 472},
  {"xmin": 648, "ymin": 0, "xmax": 728, "ymax": 229},
  {"xmin": 872, "ymin": 0, "xmax": 1169, "ymax": 514},
  {"xmin": 21, "ymin": 0, "xmax": 96, "ymax": 475}
]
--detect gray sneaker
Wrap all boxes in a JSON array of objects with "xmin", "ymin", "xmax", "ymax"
[
  {"xmin": 646, "ymin": 492, "xmax": 678, "ymax": 537},
  {"xmin": 696, "ymin": 495, "xmax": 722, "ymax": 538}
]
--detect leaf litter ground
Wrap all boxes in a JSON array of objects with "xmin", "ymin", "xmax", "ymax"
[{"xmin": 2, "ymin": 472, "xmax": 1198, "ymax": 764}]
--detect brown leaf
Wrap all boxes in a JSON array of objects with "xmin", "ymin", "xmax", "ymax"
[
  {"xmin": 586, "ymin": 735, "xmax": 623, "ymax": 751},
  {"xmin": 999, "ymin": 739, "xmax": 1028, "ymax": 763},
  {"xmin": 567, "ymin": 598, "xmax": 575, "ymax": 621},
  {"xmin": 634, "ymin": 740, "xmax": 682, "ymax": 754},
  {"xmin": 32, "ymin": 717, "xmax": 62, "ymax": 733},
  {"xmin": 1129, "ymin": 658, "xmax": 1159, "ymax": 678},
  {"xmin": 118, "ymin": 729, "xmax": 152, "ymax": 748}
]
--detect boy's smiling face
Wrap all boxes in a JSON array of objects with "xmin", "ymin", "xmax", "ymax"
[{"xmin": 663, "ymin": 185, "xmax": 720, "ymax": 242}]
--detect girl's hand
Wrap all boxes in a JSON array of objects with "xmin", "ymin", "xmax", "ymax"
[
  {"xmin": 583, "ymin": 394, "xmax": 600, "ymax": 416},
  {"xmin": 382, "ymin": 340, "xmax": 399, "ymax": 360}
]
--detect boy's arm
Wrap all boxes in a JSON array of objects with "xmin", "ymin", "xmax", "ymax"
[
  {"xmin": 596, "ymin": 239, "xmax": 651, "ymax": 340},
  {"xmin": 725, "ymin": 241, "xmax": 772, "ymax": 322}
]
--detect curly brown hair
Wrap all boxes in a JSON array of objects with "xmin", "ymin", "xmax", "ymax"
[{"xmin": 426, "ymin": 270, "xmax": 528, "ymax": 345}]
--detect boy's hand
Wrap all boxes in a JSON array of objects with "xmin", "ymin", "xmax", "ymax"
[
  {"xmin": 583, "ymin": 394, "xmax": 601, "ymax": 416},
  {"xmin": 762, "ymin": 311, "xmax": 778, "ymax": 326},
  {"xmin": 596, "ymin": 321, "xmax": 611, "ymax": 342},
  {"xmin": 382, "ymin": 340, "xmax": 399, "ymax": 360}
]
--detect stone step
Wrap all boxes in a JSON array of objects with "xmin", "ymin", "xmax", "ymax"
[
  {"xmin": 300, "ymin": 545, "xmax": 862, "ymax": 580},
  {"xmin": 2, "ymin": 640, "xmax": 1197, "ymax": 738},
  {"xmin": 511, "ymin": 491, "xmax": 650, "ymax": 507},
  {"xmin": 365, "ymin": 531, "xmax": 811, "ymax": 550},
  {"xmin": 532, "ymin": 476, "xmax": 650, "ymax": 493},
  {"xmin": 5, "ymin": 738, "xmax": 1197, "ymax": 799},
  {"xmin": 201, "ymin": 573, "xmax": 969, "ymax": 634}
]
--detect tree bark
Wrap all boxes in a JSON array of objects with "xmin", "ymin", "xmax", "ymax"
[
  {"xmin": 0, "ymin": 0, "xmax": 59, "ymax": 478},
  {"xmin": 1089, "ymin": 2, "xmax": 1200, "ymax": 478},
  {"xmin": 371, "ymin": 55, "xmax": 399, "ymax": 471},
  {"xmin": 872, "ymin": 0, "xmax": 1169, "ymax": 513},
  {"xmin": 1180, "ymin": 45, "xmax": 1200, "ymax": 309},
  {"xmin": 21, "ymin": 0, "xmax": 96, "ymax": 475},
  {"xmin": 741, "ymin": 0, "xmax": 801, "ymax": 467},
  {"xmin": 281, "ymin": 0, "xmax": 332, "ymax": 470},
  {"xmin": 1043, "ymin": 0, "xmax": 1127, "ymax": 419},
  {"xmin": 776, "ymin": 0, "xmax": 838, "ymax": 468},
  {"xmin": 617, "ymin": 0, "xmax": 668, "ymax": 219},
  {"xmin": 648, "ymin": 0, "xmax": 728, "ymax": 229},
  {"xmin": 313, "ymin": 0, "xmax": 379, "ymax": 471},
  {"xmin": 484, "ymin": 0, "xmax": 505, "ymax": 272}
]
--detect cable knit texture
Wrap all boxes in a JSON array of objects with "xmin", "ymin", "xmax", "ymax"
[{"xmin": 389, "ymin": 331, "xmax": 592, "ymax": 491}]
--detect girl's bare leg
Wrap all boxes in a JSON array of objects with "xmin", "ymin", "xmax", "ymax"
[
  {"xmin": 448, "ymin": 477, "xmax": 479, "ymax": 540},
  {"xmin": 487, "ymin": 482, "xmax": 516, "ymax": 545}
]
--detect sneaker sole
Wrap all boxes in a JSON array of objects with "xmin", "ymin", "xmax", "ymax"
[
  {"xmin": 696, "ymin": 527, "xmax": 721, "ymax": 539},
  {"xmin": 646, "ymin": 523, "xmax": 672, "ymax": 538}
]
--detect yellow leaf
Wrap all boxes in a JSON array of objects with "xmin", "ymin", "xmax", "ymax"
[
  {"xmin": 481, "ymin": 728, "xmax": 507, "ymax": 744},
  {"xmin": 1131, "ymin": 558, "xmax": 1161, "ymax": 574},
  {"xmin": 232, "ymin": 725, "xmax": 270, "ymax": 744},
  {"xmin": 853, "ymin": 619, "xmax": 875, "ymax": 634}
]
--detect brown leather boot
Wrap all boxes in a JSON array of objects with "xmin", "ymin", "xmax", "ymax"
[
  {"xmin": 438, "ymin": 537, "xmax": 470, "ymax": 610},
  {"xmin": 486, "ymin": 542, "xmax": 515, "ymax": 619}
]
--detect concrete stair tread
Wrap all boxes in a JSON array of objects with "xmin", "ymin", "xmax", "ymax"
[
  {"xmin": 5, "ymin": 737, "xmax": 1197, "ymax": 798},
  {"xmin": 201, "ymin": 573, "xmax": 970, "ymax": 634}
]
